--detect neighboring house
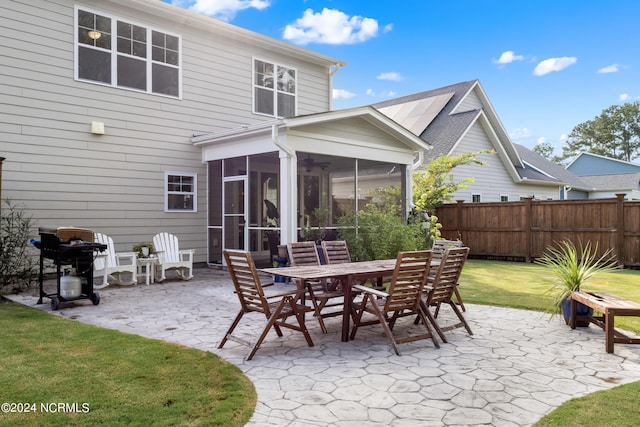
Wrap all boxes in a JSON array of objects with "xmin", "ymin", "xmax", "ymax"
[
  {"xmin": 513, "ymin": 145, "xmax": 591, "ymax": 200},
  {"xmin": 374, "ymin": 80, "xmax": 586, "ymax": 202},
  {"xmin": 566, "ymin": 153, "xmax": 640, "ymax": 200},
  {"xmin": 0, "ymin": 0, "xmax": 427, "ymax": 266}
]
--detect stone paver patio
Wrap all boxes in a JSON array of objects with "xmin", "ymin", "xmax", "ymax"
[{"xmin": 7, "ymin": 267, "xmax": 640, "ymax": 426}]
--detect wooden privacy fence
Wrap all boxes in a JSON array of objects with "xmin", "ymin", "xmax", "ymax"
[{"xmin": 434, "ymin": 194, "xmax": 640, "ymax": 267}]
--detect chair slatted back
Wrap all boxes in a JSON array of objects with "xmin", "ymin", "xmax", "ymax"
[
  {"xmin": 94, "ymin": 232, "xmax": 115, "ymax": 270},
  {"xmin": 385, "ymin": 250, "xmax": 432, "ymax": 313},
  {"xmin": 426, "ymin": 247, "xmax": 469, "ymax": 305},
  {"xmin": 432, "ymin": 239, "xmax": 463, "ymax": 259},
  {"xmin": 153, "ymin": 232, "xmax": 181, "ymax": 263},
  {"xmin": 287, "ymin": 242, "xmax": 321, "ymax": 266},
  {"xmin": 321, "ymin": 240, "xmax": 351, "ymax": 265},
  {"xmin": 223, "ymin": 250, "xmax": 270, "ymax": 315}
]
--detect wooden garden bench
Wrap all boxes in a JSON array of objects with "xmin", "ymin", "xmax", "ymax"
[{"xmin": 570, "ymin": 291, "xmax": 640, "ymax": 353}]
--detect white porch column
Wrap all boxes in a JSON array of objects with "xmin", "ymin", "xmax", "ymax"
[
  {"xmin": 272, "ymin": 125, "xmax": 298, "ymax": 245},
  {"xmin": 279, "ymin": 151, "xmax": 297, "ymax": 245}
]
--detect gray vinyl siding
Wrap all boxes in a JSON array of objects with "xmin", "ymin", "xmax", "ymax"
[
  {"xmin": 448, "ymin": 122, "xmax": 560, "ymax": 202},
  {"xmin": 454, "ymin": 90, "xmax": 483, "ymax": 113},
  {"xmin": 0, "ymin": 0, "xmax": 334, "ymax": 259}
]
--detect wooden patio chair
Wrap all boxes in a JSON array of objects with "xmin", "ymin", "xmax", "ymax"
[
  {"xmin": 349, "ymin": 250, "xmax": 440, "ymax": 355},
  {"xmin": 287, "ymin": 241, "xmax": 344, "ymax": 333},
  {"xmin": 321, "ymin": 240, "xmax": 351, "ymax": 265},
  {"xmin": 321, "ymin": 240, "xmax": 385, "ymax": 291},
  {"xmin": 419, "ymin": 246, "xmax": 473, "ymax": 342},
  {"xmin": 152, "ymin": 232, "xmax": 195, "ymax": 282},
  {"xmin": 93, "ymin": 232, "xmax": 137, "ymax": 288},
  {"xmin": 432, "ymin": 239, "xmax": 466, "ymax": 313},
  {"xmin": 219, "ymin": 250, "xmax": 314, "ymax": 361}
]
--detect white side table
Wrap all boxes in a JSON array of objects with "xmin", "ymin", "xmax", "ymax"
[{"xmin": 136, "ymin": 256, "xmax": 158, "ymax": 285}]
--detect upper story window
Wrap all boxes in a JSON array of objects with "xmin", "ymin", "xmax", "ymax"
[
  {"xmin": 76, "ymin": 7, "xmax": 181, "ymax": 98},
  {"xmin": 253, "ymin": 59, "xmax": 296, "ymax": 118},
  {"xmin": 165, "ymin": 172, "xmax": 197, "ymax": 212}
]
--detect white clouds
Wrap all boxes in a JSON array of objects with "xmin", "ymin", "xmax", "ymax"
[
  {"xmin": 333, "ymin": 89, "xmax": 356, "ymax": 100},
  {"xmin": 509, "ymin": 128, "xmax": 532, "ymax": 140},
  {"xmin": 283, "ymin": 8, "xmax": 380, "ymax": 45},
  {"xmin": 620, "ymin": 93, "xmax": 630, "ymax": 101},
  {"xmin": 533, "ymin": 57, "xmax": 577, "ymax": 76},
  {"xmin": 494, "ymin": 51, "xmax": 524, "ymax": 65},
  {"xmin": 376, "ymin": 72, "xmax": 404, "ymax": 82},
  {"xmin": 174, "ymin": 0, "xmax": 270, "ymax": 21},
  {"xmin": 536, "ymin": 137, "xmax": 546, "ymax": 144},
  {"xmin": 365, "ymin": 89, "xmax": 396, "ymax": 98},
  {"xmin": 598, "ymin": 64, "xmax": 620, "ymax": 73}
]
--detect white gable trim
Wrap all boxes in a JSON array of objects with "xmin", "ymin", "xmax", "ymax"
[
  {"xmin": 454, "ymin": 81, "xmax": 523, "ymax": 168},
  {"xmin": 450, "ymin": 110, "xmax": 524, "ymax": 183}
]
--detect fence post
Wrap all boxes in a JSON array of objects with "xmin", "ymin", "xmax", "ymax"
[
  {"xmin": 615, "ymin": 193, "xmax": 625, "ymax": 266},
  {"xmin": 524, "ymin": 197, "xmax": 533, "ymax": 262},
  {"xmin": 455, "ymin": 200, "xmax": 464, "ymax": 240}
]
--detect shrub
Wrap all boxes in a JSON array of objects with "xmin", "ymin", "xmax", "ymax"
[
  {"xmin": 0, "ymin": 199, "xmax": 38, "ymax": 291},
  {"xmin": 338, "ymin": 205, "xmax": 428, "ymax": 261}
]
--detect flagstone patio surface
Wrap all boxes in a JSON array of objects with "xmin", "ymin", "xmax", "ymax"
[{"xmin": 8, "ymin": 267, "xmax": 640, "ymax": 426}]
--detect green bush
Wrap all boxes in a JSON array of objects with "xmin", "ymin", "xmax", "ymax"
[
  {"xmin": 0, "ymin": 199, "xmax": 38, "ymax": 291},
  {"xmin": 338, "ymin": 205, "xmax": 428, "ymax": 261}
]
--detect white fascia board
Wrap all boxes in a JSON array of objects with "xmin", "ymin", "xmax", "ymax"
[
  {"xmin": 286, "ymin": 130, "xmax": 417, "ymax": 165},
  {"xmin": 469, "ymin": 81, "xmax": 524, "ymax": 167},
  {"xmin": 200, "ymin": 135, "xmax": 277, "ymax": 162},
  {"xmin": 192, "ymin": 120, "xmax": 280, "ymax": 146},
  {"xmin": 476, "ymin": 111, "xmax": 525, "ymax": 181},
  {"xmin": 522, "ymin": 160, "xmax": 558, "ymax": 180}
]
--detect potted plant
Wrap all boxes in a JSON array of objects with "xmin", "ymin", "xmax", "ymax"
[
  {"xmin": 536, "ymin": 239, "xmax": 618, "ymax": 326},
  {"xmin": 133, "ymin": 243, "xmax": 154, "ymax": 258}
]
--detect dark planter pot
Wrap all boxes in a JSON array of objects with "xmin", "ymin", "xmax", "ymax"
[{"xmin": 561, "ymin": 298, "xmax": 592, "ymax": 327}]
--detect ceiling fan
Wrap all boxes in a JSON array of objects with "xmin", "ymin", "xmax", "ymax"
[{"xmin": 301, "ymin": 154, "xmax": 330, "ymax": 172}]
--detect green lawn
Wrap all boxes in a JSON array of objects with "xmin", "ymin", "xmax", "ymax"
[
  {"xmin": 460, "ymin": 259, "xmax": 640, "ymax": 334},
  {"xmin": 0, "ymin": 301, "xmax": 255, "ymax": 426}
]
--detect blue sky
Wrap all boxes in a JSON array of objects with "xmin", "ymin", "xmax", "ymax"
[{"xmin": 165, "ymin": 0, "xmax": 639, "ymax": 157}]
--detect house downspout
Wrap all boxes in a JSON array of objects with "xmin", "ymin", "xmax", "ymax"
[
  {"xmin": 272, "ymin": 124, "xmax": 295, "ymax": 157},
  {"xmin": 0, "ymin": 157, "xmax": 4, "ymax": 214},
  {"xmin": 411, "ymin": 151, "xmax": 424, "ymax": 171},
  {"xmin": 328, "ymin": 63, "xmax": 343, "ymax": 111}
]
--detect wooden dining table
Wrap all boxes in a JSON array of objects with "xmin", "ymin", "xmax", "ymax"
[{"xmin": 260, "ymin": 259, "xmax": 397, "ymax": 342}]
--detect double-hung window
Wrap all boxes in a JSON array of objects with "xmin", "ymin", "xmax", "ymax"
[
  {"xmin": 76, "ymin": 7, "xmax": 181, "ymax": 98},
  {"xmin": 166, "ymin": 173, "xmax": 197, "ymax": 212},
  {"xmin": 253, "ymin": 59, "xmax": 296, "ymax": 117}
]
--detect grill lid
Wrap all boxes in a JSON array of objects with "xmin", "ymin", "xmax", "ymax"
[{"xmin": 39, "ymin": 226, "xmax": 94, "ymax": 243}]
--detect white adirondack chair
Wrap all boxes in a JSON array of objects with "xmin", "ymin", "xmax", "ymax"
[
  {"xmin": 93, "ymin": 233, "xmax": 137, "ymax": 289},
  {"xmin": 152, "ymin": 232, "xmax": 195, "ymax": 282}
]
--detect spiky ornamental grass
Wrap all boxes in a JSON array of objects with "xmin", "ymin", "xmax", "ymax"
[{"xmin": 535, "ymin": 239, "xmax": 619, "ymax": 318}]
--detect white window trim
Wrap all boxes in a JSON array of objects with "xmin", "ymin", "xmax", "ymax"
[
  {"xmin": 252, "ymin": 57, "xmax": 298, "ymax": 118},
  {"xmin": 500, "ymin": 194, "xmax": 509, "ymax": 202},
  {"xmin": 165, "ymin": 172, "xmax": 197, "ymax": 213},
  {"xmin": 74, "ymin": 5, "xmax": 183, "ymax": 99},
  {"xmin": 471, "ymin": 193, "xmax": 482, "ymax": 203}
]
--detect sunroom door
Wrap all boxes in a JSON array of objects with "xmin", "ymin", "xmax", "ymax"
[{"xmin": 223, "ymin": 177, "xmax": 247, "ymax": 250}]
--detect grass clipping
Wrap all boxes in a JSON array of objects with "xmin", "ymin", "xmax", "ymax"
[{"xmin": 0, "ymin": 303, "xmax": 256, "ymax": 426}]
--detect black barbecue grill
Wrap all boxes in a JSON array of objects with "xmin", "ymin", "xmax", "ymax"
[{"xmin": 34, "ymin": 227, "xmax": 107, "ymax": 310}]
